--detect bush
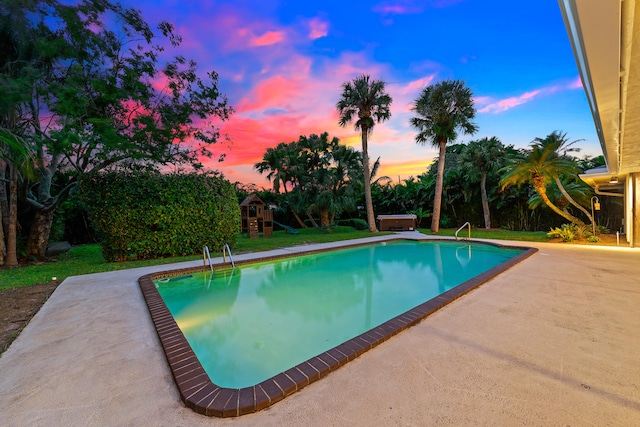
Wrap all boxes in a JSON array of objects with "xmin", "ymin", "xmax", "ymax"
[
  {"xmin": 547, "ymin": 223, "xmax": 577, "ymax": 242},
  {"xmin": 336, "ymin": 218, "xmax": 369, "ymax": 230},
  {"xmin": 79, "ymin": 170, "xmax": 240, "ymax": 261}
]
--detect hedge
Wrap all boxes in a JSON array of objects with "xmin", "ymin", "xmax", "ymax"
[{"xmin": 79, "ymin": 170, "xmax": 240, "ymax": 261}]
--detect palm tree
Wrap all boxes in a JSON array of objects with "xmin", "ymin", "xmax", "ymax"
[
  {"xmin": 532, "ymin": 131, "xmax": 594, "ymax": 225},
  {"xmin": 459, "ymin": 137, "xmax": 506, "ymax": 229},
  {"xmin": 254, "ymin": 142, "xmax": 307, "ymax": 228},
  {"xmin": 410, "ymin": 80, "xmax": 477, "ymax": 233},
  {"xmin": 500, "ymin": 143, "xmax": 587, "ymax": 227},
  {"xmin": 336, "ymin": 74, "xmax": 392, "ymax": 232}
]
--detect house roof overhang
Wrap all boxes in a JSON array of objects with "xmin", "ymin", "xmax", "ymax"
[{"xmin": 558, "ymin": 0, "xmax": 640, "ymax": 180}]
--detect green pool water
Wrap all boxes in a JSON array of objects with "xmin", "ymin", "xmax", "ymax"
[{"xmin": 155, "ymin": 240, "xmax": 523, "ymax": 388}]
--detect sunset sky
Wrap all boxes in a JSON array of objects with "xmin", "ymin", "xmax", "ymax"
[{"xmin": 119, "ymin": 0, "xmax": 600, "ymax": 187}]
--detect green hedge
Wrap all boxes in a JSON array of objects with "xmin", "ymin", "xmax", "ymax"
[{"xmin": 79, "ymin": 170, "xmax": 240, "ymax": 261}]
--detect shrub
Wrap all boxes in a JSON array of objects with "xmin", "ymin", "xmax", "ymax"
[
  {"xmin": 547, "ymin": 223, "xmax": 577, "ymax": 242},
  {"xmin": 336, "ymin": 218, "xmax": 368, "ymax": 230},
  {"xmin": 587, "ymin": 235, "xmax": 600, "ymax": 243},
  {"xmin": 597, "ymin": 225, "xmax": 610, "ymax": 234},
  {"xmin": 79, "ymin": 170, "xmax": 240, "ymax": 261}
]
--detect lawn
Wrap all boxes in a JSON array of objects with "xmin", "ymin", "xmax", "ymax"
[
  {"xmin": 0, "ymin": 226, "xmax": 552, "ymax": 291},
  {"xmin": 420, "ymin": 228, "xmax": 551, "ymax": 242},
  {"xmin": 0, "ymin": 226, "xmax": 386, "ymax": 291}
]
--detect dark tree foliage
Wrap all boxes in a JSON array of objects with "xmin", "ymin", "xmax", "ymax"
[
  {"xmin": 0, "ymin": 0, "xmax": 233, "ymax": 262},
  {"xmin": 255, "ymin": 132, "xmax": 362, "ymax": 229}
]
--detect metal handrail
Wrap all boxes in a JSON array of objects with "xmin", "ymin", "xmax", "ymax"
[
  {"xmin": 203, "ymin": 246, "xmax": 213, "ymax": 271},
  {"xmin": 204, "ymin": 244, "xmax": 236, "ymax": 270},
  {"xmin": 223, "ymin": 243, "xmax": 235, "ymax": 268},
  {"xmin": 455, "ymin": 222, "xmax": 471, "ymax": 240}
]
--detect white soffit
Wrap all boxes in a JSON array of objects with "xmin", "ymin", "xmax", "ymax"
[{"xmin": 558, "ymin": 0, "xmax": 621, "ymax": 174}]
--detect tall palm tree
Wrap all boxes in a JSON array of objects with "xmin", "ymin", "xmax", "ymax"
[
  {"xmin": 459, "ymin": 137, "xmax": 506, "ymax": 229},
  {"xmin": 410, "ymin": 79, "xmax": 477, "ymax": 233},
  {"xmin": 500, "ymin": 143, "xmax": 587, "ymax": 227},
  {"xmin": 532, "ymin": 131, "xmax": 594, "ymax": 225},
  {"xmin": 336, "ymin": 74, "xmax": 392, "ymax": 232}
]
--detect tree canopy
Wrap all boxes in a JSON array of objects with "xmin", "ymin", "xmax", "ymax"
[
  {"xmin": 255, "ymin": 132, "xmax": 362, "ymax": 229},
  {"xmin": 0, "ymin": 0, "xmax": 233, "ymax": 263}
]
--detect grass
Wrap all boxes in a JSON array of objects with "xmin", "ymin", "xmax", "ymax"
[
  {"xmin": 0, "ymin": 226, "xmax": 382, "ymax": 291},
  {"xmin": 420, "ymin": 228, "xmax": 551, "ymax": 242}
]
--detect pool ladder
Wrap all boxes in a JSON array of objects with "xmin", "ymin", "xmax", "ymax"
[
  {"xmin": 455, "ymin": 222, "xmax": 471, "ymax": 240},
  {"xmin": 202, "ymin": 243, "xmax": 235, "ymax": 272}
]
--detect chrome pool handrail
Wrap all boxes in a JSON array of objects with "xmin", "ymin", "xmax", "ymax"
[
  {"xmin": 203, "ymin": 245, "xmax": 213, "ymax": 272},
  {"xmin": 455, "ymin": 222, "xmax": 471, "ymax": 240},
  {"xmin": 223, "ymin": 243, "xmax": 235, "ymax": 268}
]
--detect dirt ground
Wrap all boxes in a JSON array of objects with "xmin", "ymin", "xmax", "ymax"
[
  {"xmin": 0, "ymin": 281, "xmax": 58, "ymax": 354},
  {"xmin": 0, "ymin": 234, "xmax": 629, "ymax": 355}
]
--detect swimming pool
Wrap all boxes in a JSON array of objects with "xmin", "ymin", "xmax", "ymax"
[{"xmin": 139, "ymin": 238, "xmax": 536, "ymax": 417}]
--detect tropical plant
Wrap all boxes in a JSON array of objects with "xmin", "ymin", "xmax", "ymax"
[
  {"xmin": 295, "ymin": 133, "xmax": 361, "ymax": 228},
  {"xmin": 500, "ymin": 142, "xmax": 587, "ymax": 227},
  {"xmin": 336, "ymin": 74, "xmax": 392, "ymax": 232},
  {"xmin": 459, "ymin": 137, "xmax": 507, "ymax": 229},
  {"xmin": 547, "ymin": 223, "xmax": 577, "ymax": 242},
  {"xmin": 410, "ymin": 79, "xmax": 478, "ymax": 233},
  {"xmin": 532, "ymin": 131, "xmax": 594, "ymax": 224},
  {"xmin": 255, "ymin": 142, "xmax": 308, "ymax": 227},
  {"xmin": 256, "ymin": 133, "xmax": 362, "ymax": 229}
]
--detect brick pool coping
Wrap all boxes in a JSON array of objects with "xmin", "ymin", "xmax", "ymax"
[{"xmin": 138, "ymin": 238, "xmax": 537, "ymax": 417}]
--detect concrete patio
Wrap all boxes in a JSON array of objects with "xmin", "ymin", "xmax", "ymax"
[{"xmin": 1, "ymin": 234, "xmax": 639, "ymax": 426}]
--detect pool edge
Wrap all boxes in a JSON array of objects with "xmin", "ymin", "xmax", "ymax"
[{"xmin": 138, "ymin": 238, "xmax": 538, "ymax": 417}]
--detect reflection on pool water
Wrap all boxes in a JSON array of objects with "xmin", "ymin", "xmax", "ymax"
[{"xmin": 155, "ymin": 240, "xmax": 524, "ymax": 389}]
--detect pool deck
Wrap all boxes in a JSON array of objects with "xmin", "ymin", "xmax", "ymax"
[{"xmin": 1, "ymin": 233, "xmax": 639, "ymax": 426}]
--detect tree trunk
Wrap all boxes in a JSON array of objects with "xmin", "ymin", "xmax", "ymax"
[
  {"xmin": 5, "ymin": 163, "xmax": 18, "ymax": 267},
  {"xmin": 26, "ymin": 203, "xmax": 55, "ymax": 259},
  {"xmin": 431, "ymin": 138, "xmax": 447, "ymax": 233},
  {"xmin": 0, "ymin": 193, "xmax": 4, "ymax": 266},
  {"xmin": 480, "ymin": 171, "xmax": 491, "ymax": 229},
  {"xmin": 361, "ymin": 129, "xmax": 377, "ymax": 232},
  {"xmin": 283, "ymin": 187, "xmax": 307, "ymax": 228},
  {"xmin": 306, "ymin": 212, "xmax": 319, "ymax": 228},
  {"xmin": 0, "ymin": 162, "xmax": 6, "ymax": 265},
  {"xmin": 321, "ymin": 208, "xmax": 330, "ymax": 229},
  {"xmin": 554, "ymin": 177, "xmax": 593, "ymax": 224},
  {"xmin": 0, "ymin": 161, "xmax": 9, "ymax": 239},
  {"xmin": 534, "ymin": 180, "xmax": 586, "ymax": 227},
  {"xmin": 291, "ymin": 210, "xmax": 307, "ymax": 228}
]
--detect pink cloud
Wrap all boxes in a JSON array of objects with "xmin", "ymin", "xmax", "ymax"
[
  {"xmin": 308, "ymin": 18, "xmax": 328, "ymax": 39},
  {"xmin": 373, "ymin": 2, "xmax": 424, "ymax": 15},
  {"xmin": 194, "ymin": 48, "xmax": 394, "ymax": 185},
  {"xmin": 478, "ymin": 90, "xmax": 541, "ymax": 113},
  {"xmin": 477, "ymin": 77, "xmax": 584, "ymax": 114},
  {"xmin": 394, "ymin": 75, "xmax": 436, "ymax": 95},
  {"xmin": 568, "ymin": 76, "xmax": 583, "ymax": 89},
  {"xmin": 237, "ymin": 75, "xmax": 299, "ymax": 112},
  {"xmin": 431, "ymin": 0, "xmax": 466, "ymax": 8},
  {"xmin": 373, "ymin": 0, "xmax": 464, "ymax": 15},
  {"xmin": 250, "ymin": 30, "xmax": 286, "ymax": 47}
]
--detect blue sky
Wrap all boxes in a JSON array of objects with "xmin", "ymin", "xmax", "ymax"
[{"xmin": 119, "ymin": 0, "xmax": 600, "ymax": 186}]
